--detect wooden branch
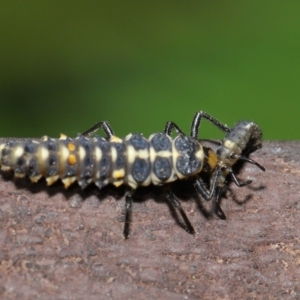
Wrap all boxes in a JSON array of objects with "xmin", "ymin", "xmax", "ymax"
[{"xmin": 0, "ymin": 141, "xmax": 299, "ymax": 299}]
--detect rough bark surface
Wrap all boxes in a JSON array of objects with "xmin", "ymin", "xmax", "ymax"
[{"xmin": 0, "ymin": 141, "xmax": 299, "ymax": 299}]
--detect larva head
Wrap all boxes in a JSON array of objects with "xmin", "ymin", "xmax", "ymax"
[
  {"xmin": 217, "ymin": 120, "xmax": 263, "ymax": 169},
  {"xmin": 225, "ymin": 121, "xmax": 263, "ymax": 153}
]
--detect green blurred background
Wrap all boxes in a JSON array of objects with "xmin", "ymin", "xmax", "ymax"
[{"xmin": 0, "ymin": 1, "xmax": 299, "ymax": 140}]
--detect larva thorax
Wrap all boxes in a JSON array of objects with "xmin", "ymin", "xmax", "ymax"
[{"xmin": 0, "ymin": 132, "xmax": 206, "ymax": 190}]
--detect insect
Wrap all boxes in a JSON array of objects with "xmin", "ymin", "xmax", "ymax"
[{"xmin": 0, "ymin": 112, "xmax": 264, "ymax": 238}]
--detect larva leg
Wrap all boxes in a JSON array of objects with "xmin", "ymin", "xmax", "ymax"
[
  {"xmin": 193, "ymin": 167, "xmax": 222, "ymax": 201},
  {"xmin": 81, "ymin": 121, "xmax": 114, "ymax": 139},
  {"xmin": 215, "ymin": 187, "xmax": 226, "ymax": 220},
  {"xmin": 229, "ymin": 169, "xmax": 252, "ymax": 187},
  {"xmin": 194, "ymin": 174, "xmax": 227, "ymax": 219},
  {"xmin": 123, "ymin": 190, "xmax": 133, "ymax": 239},
  {"xmin": 190, "ymin": 111, "xmax": 231, "ymax": 139},
  {"xmin": 164, "ymin": 121, "xmax": 185, "ymax": 136},
  {"xmin": 165, "ymin": 190, "xmax": 195, "ymax": 234},
  {"xmin": 236, "ymin": 155, "xmax": 265, "ymax": 172}
]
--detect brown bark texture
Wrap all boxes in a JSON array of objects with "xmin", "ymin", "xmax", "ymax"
[{"xmin": 0, "ymin": 141, "xmax": 299, "ymax": 299}]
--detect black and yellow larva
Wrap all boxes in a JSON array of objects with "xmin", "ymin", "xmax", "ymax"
[{"xmin": 0, "ymin": 112, "xmax": 264, "ymax": 237}]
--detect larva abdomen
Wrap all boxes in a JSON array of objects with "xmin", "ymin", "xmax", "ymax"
[
  {"xmin": 0, "ymin": 135, "xmax": 113, "ymax": 189},
  {"xmin": 0, "ymin": 132, "xmax": 205, "ymax": 191}
]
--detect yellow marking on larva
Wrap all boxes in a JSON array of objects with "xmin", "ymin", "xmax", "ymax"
[
  {"xmin": 39, "ymin": 146, "xmax": 50, "ymax": 161},
  {"xmin": 110, "ymin": 135, "xmax": 123, "ymax": 143},
  {"xmin": 78, "ymin": 146, "xmax": 86, "ymax": 161},
  {"xmin": 111, "ymin": 147, "xmax": 117, "ymax": 163},
  {"xmin": 159, "ymin": 150, "xmax": 172, "ymax": 158},
  {"xmin": 68, "ymin": 154, "xmax": 77, "ymax": 165},
  {"xmin": 67, "ymin": 142, "xmax": 76, "ymax": 152},
  {"xmin": 113, "ymin": 180, "xmax": 123, "ymax": 187},
  {"xmin": 94, "ymin": 147, "xmax": 102, "ymax": 163},
  {"xmin": 59, "ymin": 144, "xmax": 69, "ymax": 169},
  {"xmin": 224, "ymin": 140, "xmax": 235, "ymax": 150},
  {"xmin": 0, "ymin": 144, "xmax": 4, "ymax": 163},
  {"xmin": 127, "ymin": 145, "xmax": 149, "ymax": 164},
  {"xmin": 126, "ymin": 145, "xmax": 136, "ymax": 164},
  {"xmin": 15, "ymin": 173, "xmax": 25, "ymax": 178},
  {"xmin": 13, "ymin": 146, "xmax": 24, "ymax": 158},
  {"xmin": 127, "ymin": 174, "xmax": 138, "ymax": 189},
  {"xmin": 62, "ymin": 176, "xmax": 76, "ymax": 188},
  {"xmin": 30, "ymin": 174, "xmax": 42, "ymax": 183},
  {"xmin": 149, "ymin": 146, "xmax": 161, "ymax": 163},
  {"xmin": 59, "ymin": 133, "xmax": 67, "ymax": 140},
  {"xmin": 138, "ymin": 149, "xmax": 149, "ymax": 159},
  {"xmin": 207, "ymin": 149, "xmax": 218, "ymax": 169},
  {"xmin": 35, "ymin": 145, "xmax": 49, "ymax": 175},
  {"xmin": 78, "ymin": 178, "xmax": 92, "ymax": 187},
  {"xmin": 46, "ymin": 175, "xmax": 59, "ymax": 185},
  {"xmin": 1, "ymin": 166, "xmax": 12, "ymax": 171},
  {"xmin": 195, "ymin": 147, "xmax": 204, "ymax": 165},
  {"xmin": 224, "ymin": 140, "xmax": 241, "ymax": 154},
  {"xmin": 113, "ymin": 169, "xmax": 125, "ymax": 180},
  {"xmin": 42, "ymin": 135, "xmax": 49, "ymax": 141},
  {"xmin": 150, "ymin": 149, "xmax": 172, "ymax": 158}
]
